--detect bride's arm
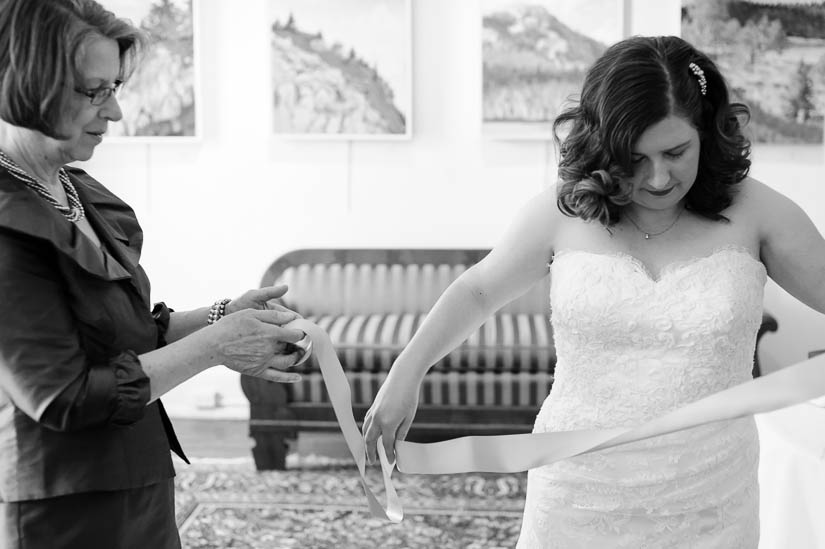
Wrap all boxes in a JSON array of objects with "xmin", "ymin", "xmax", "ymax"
[
  {"xmin": 752, "ymin": 179, "xmax": 825, "ymax": 314},
  {"xmin": 363, "ymin": 185, "xmax": 561, "ymax": 462},
  {"xmin": 395, "ymin": 187, "xmax": 561, "ymax": 381}
]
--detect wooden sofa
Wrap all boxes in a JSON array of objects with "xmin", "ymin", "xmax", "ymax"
[{"xmin": 240, "ymin": 248, "xmax": 778, "ymax": 470}]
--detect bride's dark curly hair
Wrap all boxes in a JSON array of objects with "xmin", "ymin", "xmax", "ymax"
[{"xmin": 554, "ymin": 35, "xmax": 751, "ymax": 227}]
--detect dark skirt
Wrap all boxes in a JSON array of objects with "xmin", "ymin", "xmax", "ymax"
[{"xmin": 0, "ymin": 480, "xmax": 180, "ymax": 549}]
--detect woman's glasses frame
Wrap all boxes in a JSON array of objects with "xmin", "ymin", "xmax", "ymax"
[{"xmin": 74, "ymin": 80, "xmax": 123, "ymax": 106}]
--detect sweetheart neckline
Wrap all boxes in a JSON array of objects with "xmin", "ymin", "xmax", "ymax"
[{"xmin": 551, "ymin": 246, "xmax": 766, "ymax": 284}]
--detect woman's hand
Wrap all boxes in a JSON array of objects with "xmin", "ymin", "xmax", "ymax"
[
  {"xmin": 211, "ymin": 308, "xmax": 305, "ymax": 383},
  {"xmin": 362, "ymin": 369, "xmax": 422, "ymax": 464},
  {"xmin": 225, "ymin": 284, "xmax": 302, "ymax": 317}
]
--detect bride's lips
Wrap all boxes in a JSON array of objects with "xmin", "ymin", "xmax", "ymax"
[{"xmin": 646, "ymin": 187, "xmax": 674, "ymax": 196}]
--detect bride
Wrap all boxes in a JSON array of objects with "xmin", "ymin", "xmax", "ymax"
[{"xmin": 362, "ymin": 35, "xmax": 825, "ymax": 547}]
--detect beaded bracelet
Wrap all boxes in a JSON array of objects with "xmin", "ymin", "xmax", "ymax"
[{"xmin": 207, "ymin": 298, "xmax": 232, "ymax": 325}]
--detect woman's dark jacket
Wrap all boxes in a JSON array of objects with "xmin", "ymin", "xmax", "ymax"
[{"xmin": 0, "ymin": 166, "xmax": 186, "ymax": 501}]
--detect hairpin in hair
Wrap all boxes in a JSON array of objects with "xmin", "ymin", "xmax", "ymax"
[{"xmin": 689, "ymin": 62, "xmax": 707, "ymax": 96}]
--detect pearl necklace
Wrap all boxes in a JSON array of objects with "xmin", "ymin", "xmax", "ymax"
[
  {"xmin": 0, "ymin": 150, "xmax": 85, "ymax": 223},
  {"xmin": 625, "ymin": 207, "xmax": 684, "ymax": 240}
]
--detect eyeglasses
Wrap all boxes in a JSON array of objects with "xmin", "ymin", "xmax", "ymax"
[{"xmin": 74, "ymin": 80, "xmax": 123, "ymax": 106}]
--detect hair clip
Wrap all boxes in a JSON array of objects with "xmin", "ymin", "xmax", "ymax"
[{"xmin": 689, "ymin": 62, "xmax": 707, "ymax": 96}]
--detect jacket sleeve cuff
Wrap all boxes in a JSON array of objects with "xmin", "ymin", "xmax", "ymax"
[
  {"xmin": 107, "ymin": 350, "xmax": 151, "ymax": 426},
  {"xmin": 151, "ymin": 302, "xmax": 174, "ymax": 348}
]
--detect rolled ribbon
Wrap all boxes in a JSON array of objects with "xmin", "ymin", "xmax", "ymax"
[{"xmin": 288, "ymin": 319, "xmax": 825, "ymax": 521}]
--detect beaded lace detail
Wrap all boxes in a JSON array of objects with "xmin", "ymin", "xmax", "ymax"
[{"xmin": 517, "ymin": 247, "xmax": 765, "ymax": 548}]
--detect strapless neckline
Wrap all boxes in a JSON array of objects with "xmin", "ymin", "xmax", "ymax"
[{"xmin": 551, "ymin": 245, "xmax": 765, "ymax": 284}]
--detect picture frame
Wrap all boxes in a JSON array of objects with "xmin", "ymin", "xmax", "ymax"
[
  {"xmin": 481, "ymin": 0, "xmax": 627, "ymax": 140},
  {"xmin": 682, "ymin": 0, "xmax": 825, "ymax": 147},
  {"xmin": 268, "ymin": 0, "xmax": 413, "ymax": 140},
  {"xmin": 99, "ymin": 0, "xmax": 201, "ymax": 141}
]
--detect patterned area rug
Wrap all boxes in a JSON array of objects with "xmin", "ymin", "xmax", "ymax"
[{"xmin": 174, "ymin": 457, "xmax": 527, "ymax": 548}]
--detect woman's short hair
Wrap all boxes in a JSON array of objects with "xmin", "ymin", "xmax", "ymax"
[
  {"xmin": 0, "ymin": 0, "xmax": 145, "ymax": 139},
  {"xmin": 554, "ymin": 35, "xmax": 751, "ymax": 226}
]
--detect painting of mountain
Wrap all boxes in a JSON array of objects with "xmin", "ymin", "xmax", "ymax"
[
  {"xmin": 99, "ymin": 0, "xmax": 198, "ymax": 138},
  {"xmin": 482, "ymin": 0, "xmax": 624, "ymax": 138},
  {"xmin": 269, "ymin": 0, "xmax": 411, "ymax": 138},
  {"xmin": 682, "ymin": 0, "xmax": 825, "ymax": 145}
]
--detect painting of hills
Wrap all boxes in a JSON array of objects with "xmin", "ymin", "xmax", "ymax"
[
  {"xmin": 482, "ymin": 0, "xmax": 624, "ymax": 138},
  {"xmin": 100, "ymin": 0, "xmax": 197, "ymax": 138},
  {"xmin": 269, "ymin": 0, "xmax": 410, "ymax": 138},
  {"xmin": 682, "ymin": 0, "xmax": 825, "ymax": 145}
]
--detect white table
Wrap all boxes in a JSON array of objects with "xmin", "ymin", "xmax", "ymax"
[{"xmin": 756, "ymin": 402, "xmax": 825, "ymax": 549}]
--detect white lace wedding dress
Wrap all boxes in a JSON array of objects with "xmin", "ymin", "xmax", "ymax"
[{"xmin": 517, "ymin": 247, "xmax": 766, "ymax": 548}]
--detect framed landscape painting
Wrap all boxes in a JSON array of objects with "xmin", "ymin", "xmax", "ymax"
[
  {"xmin": 99, "ymin": 0, "xmax": 199, "ymax": 140},
  {"xmin": 481, "ymin": 0, "xmax": 626, "ymax": 140},
  {"xmin": 269, "ymin": 0, "xmax": 412, "ymax": 139},
  {"xmin": 682, "ymin": 0, "xmax": 825, "ymax": 145}
]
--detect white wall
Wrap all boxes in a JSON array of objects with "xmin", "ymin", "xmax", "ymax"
[{"xmin": 80, "ymin": 0, "xmax": 825, "ymax": 417}]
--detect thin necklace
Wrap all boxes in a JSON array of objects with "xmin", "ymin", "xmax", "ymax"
[
  {"xmin": 0, "ymin": 150, "xmax": 85, "ymax": 223},
  {"xmin": 625, "ymin": 207, "xmax": 685, "ymax": 240}
]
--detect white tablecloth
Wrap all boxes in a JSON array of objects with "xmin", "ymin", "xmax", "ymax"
[{"xmin": 757, "ymin": 402, "xmax": 825, "ymax": 549}]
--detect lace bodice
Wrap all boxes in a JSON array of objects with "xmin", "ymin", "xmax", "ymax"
[{"xmin": 517, "ymin": 247, "xmax": 766, "ymax": 548}]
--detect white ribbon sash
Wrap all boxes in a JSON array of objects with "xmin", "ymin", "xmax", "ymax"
[{"xmin": 289, "ymin": 319, "xmax": 825, "ymax": 523}]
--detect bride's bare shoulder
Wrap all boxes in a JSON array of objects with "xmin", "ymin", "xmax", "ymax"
[
  {"xmin": 526, "ymin": 182, "xmax": 564, "ymax": 222},
  {"xmin": 515, "ymin": 183, "xmax": 567, "ymax": 239},
  {"xmin": 730, "ymin": 177, "xmax": 794, "ymax": 221},
  {"xmin": 732, "ymin": 177, "xmax": 780, "ymax": 206}
]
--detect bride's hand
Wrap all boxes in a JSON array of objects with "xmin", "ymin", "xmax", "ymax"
[{"xmin": 362, "ymin": 369, "xmax": 421, "ymax": 465}]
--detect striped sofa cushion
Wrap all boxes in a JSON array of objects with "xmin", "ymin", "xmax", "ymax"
[
  {"xmin": 264, "ymin": 252, "xmax": 558, "ymax": 407},
  {"xmin": 291, "ymin": 370, "xmax": 555, "ymax": 407},
  {"xmin": 301, "ymin": 312, "xmax": 556, "ymax": 374},
  {"xmin": 276, "ymin": 261, "xmax": 551, "ymax": 316}
]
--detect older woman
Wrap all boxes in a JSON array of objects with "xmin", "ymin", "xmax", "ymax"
[{"xmin": 0, "ymin": 1, "xmax": 303, "ymax": 547}]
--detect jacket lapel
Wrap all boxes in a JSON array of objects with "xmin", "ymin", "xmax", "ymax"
[
  {"xmin": 0, "ymin": 168, "xmax": 133, "ymax": 281},
  {"xmin": 75, "ymin": 185, "xmax": 140, "ymax": 276}
]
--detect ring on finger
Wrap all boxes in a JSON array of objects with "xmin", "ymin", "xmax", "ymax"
[{"xmin": 292, "ymin": 334, "xmax": 312, "ymax": 366}]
